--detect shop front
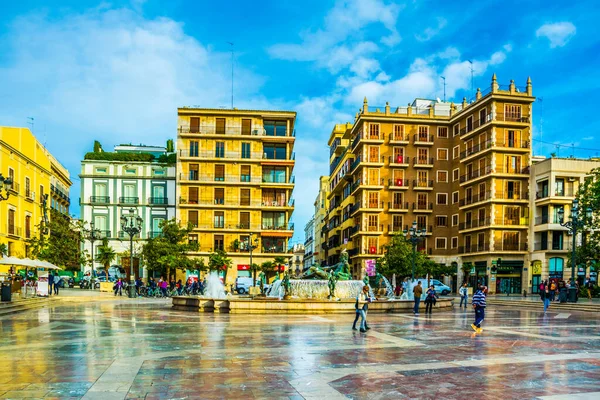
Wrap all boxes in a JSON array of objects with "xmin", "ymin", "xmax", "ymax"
[
  {"xmin": 531, "ymin": 260, "xmax": 542, "ymax": 294},
  {"xmin": 495, "ymin": 261, "xmax": 523, "ymax": 295},
  {"xmin": 237, "ymin": 264, "xmax": 251, "ymax": 278}
]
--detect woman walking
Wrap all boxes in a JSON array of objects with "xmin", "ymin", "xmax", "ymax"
[
  {"xmin": 424, "ymin": 285, "xmax": 437, "ymax": 314},
  {"xmin": 114, "ymin": 278, "xmax": 124, "ymax": 296},
  {"xmin": 542, "ymin": 284, "xmax": 551, "ymax": 313},
  {"xmin": 352, "ymin": 285, "xmax": 371, "ymax": 333}
]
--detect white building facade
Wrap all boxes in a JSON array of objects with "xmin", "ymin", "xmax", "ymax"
[
  {"xmin": 80, "ymin": 144, "xmax": 176, "ymax": 279},
  {"xmin": 303, "ymin": 217, "xmax": 315, "ymax": 269}
]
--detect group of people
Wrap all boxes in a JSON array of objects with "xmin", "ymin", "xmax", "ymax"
[
  {"xmin": 47, "ymin": 272, "xmax": 61, "ymax": 295},
  {"xmin": 113, "ymin": 276, "xmax": 207, "ymax": 297}
]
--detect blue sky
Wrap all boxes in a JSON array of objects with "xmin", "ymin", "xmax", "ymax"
[{"xmin": 1, "ymin": 0, "xmax": 599, "ymax": 245}]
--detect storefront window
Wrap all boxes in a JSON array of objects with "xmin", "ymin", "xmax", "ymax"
[{"xmin": 548, "ymin": 257, "xmax": 564, "ymax": 279}]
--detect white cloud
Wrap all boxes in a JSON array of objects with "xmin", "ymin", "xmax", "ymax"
[
  {"xmin": 268, "ymin": 0, "xmax": 401, "ymax": 72},
  {"xmin": 536, "ymin": 22, "xmax": 576, "ymax": 48},
  {"xmin": 415, "ymin": 17, "xmax": 447, "ymax": 42}
]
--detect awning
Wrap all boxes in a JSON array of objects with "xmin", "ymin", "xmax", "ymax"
[{"xmin": 0, "ymin": 257, "xmax": 61, "ymax": 270}]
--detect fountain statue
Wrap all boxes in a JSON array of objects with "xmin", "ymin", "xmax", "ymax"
[
  {"xmin": 328, "ymin": 271, "xmax": 338, "ymax": 299},
  {"xmin": 331, "ymin": 250, "xmax": 352, "ymax": 280},
  {"xmin": 282, "ymin": 272, "xmax": 291, "ymax": 299},
  {"xmin": 297, "ymin": 263, "xmax": 329, "ymax": 280}
]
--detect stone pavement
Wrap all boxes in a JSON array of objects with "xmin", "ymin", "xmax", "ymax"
[{"xmin": 0, "ymin": 298, "xmax": 598, "ymax": 399}]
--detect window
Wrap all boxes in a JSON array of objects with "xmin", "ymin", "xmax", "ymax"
[
  {"xmin": 367, "ymin": 215, "xmax": 379, "ymax": 231},
  {"xmin": 416, "ymin": 215, "xmax": 427, "ymax": 231},
  {"xmin": 188, "ymin": 210, "xmax": 198, "ymax": 227},
  {"xmin": 479, "ymin": 108, "xmax": 487, "ymax": 124},
  {"xmin": 188, "ymin": 164, "xmax": 199, "ymax": 181},
  {"xmin": 452, "ymin": 191, "xmax": 459, "ymax": 204},
  {"xmin": 548, "ymin": 257, "xmax": 564, "ymax": 279},
  {"xmin": 417, "ymin": 148, "xmax": 429, "ymax": 163},
  {"xmin": 216, "ymin": 118, "xmax": 226, "ymax": 134},
  {"xmin": 240, "ymin": 165, "xmax": 251, "ymax": 182},
  {"xmin": 263, "ymin": 144, "xmax": 287, "ymax": 159},
  {"xmin": 190, "ymin": 117, "xmax": 200, "ymax": 133},
  {"xmin": 240, "ymin": 189, "xmax": 250, "ymax": 206},
  {"xmin": 7, "ymin": 209, "xmax": 15, "ymax": 235},
  {"xmin": 418, "ymin": 126, "xmax": 429, "ymax": 140},
  {"xmin": 437, "ymin": 148, "xmax": 448, "ymax": 160},
  {"xmin": 453, "ymin": 124, "xmax": 459, "ymax": 137},
  {"xmin": 190, "ymin": 140, "xmax": 199, "ymax": 157},
  {"xmin": 392, "ymin": 215, "xmax": 403, "ymax": 231},
  {"xmin": 504, "ymin": 104, "xmax": 522, "ymax": 121},
  {"xmin": 466, "ymin": 116, "xmax": 473, "ymax": 132},
  {"xmin": 263, "ymin": 189, "xmax": 286, "ymax": 206},
  {"xmin": 367, "ymin": 237, "xmax": 378, "ymax": 254},
  {"xmin": 552, "ymin": 231, "xmax": 564, "ymax": 250},
  {"xmin": 214, "ymin": 234, "xmax": 224, "ymax": 251},
  {"xmin": 212, "ymin": 188, "xmax": 225, "ymax": 205},
  {"xmin": 95, "ymin": 167, "xmax": 107, "ymax": 174},
  {"xmin": 214, "ymin": 211, "xmax": 224, "ymax": 228},
  {"xmin": 438, "ymin": 127, "xmax": 448, "ymax": 138},
  {"xmin": 555, "ymin": 178, "xmax": 565, "ymax": 196},
  {"xmin": 368, "ymin": 192, "xmax": 379, "ymax": 208},
  {"xmin": 367, "ymin": 168, "xmax": 380, "ymax": 185},
  {"xmin": 242, "ymin": 119, "xmax": 252, "ymax": 135},
  {"xmin": 215, "ymin": 142, "xmax": 225, "ymax": 158},
  {"xmin": 125, "ymin": 168, "xmax": 136, "ymax": 174},
  {"xmin": 451, "ymin": 237, "xmax": 458, "ymax": 249},
  {"xmin": 417, "ymin": 193, "xmax": 428, "ymax": 207},
  {"xmin": 262, "ymin": 212, "xmax": 286, "ymax": 229},
  {"xmin": 435, "ymin": 238, "xmax": 447, "ymax": 249},
  {"xmin": 437, "ymin": 171, "xmax": 448, "ymax": 183},
  {"xmin": 437, "ymin": 193, "xmax": 448, "ymax": 205},
  {"xmin": 453, "ymin": 168, "xmax": 459, "ymax": 181},
  {"xmin": 263, "ymin": 167, "xmax": 286, "ymax": 183},
  {"xmin": 369, "ymin": 123, "xmax": 380, "ymax": 139},
  {"xmin": 393, "ymin": 125, "xmax": 404, "ymax": 140},
  {"xmin": 392, "ymin": 192, "xmax": 403, "ymax": 208},
  {"xmin": 393, "ymin": 147, "xmax": 405, "ymax": 163},
  {"xmin": 239, "ymin": 212, "xmax": 250, "ymax": 229},
  {"xmin": 436, "ymin": 216, "xmax": 447, "ymax": 227},
  {"xmin": 188, "ymin": 187, "xmax": 198, "ymax": 204},
  {"xmin": 452, "ymin": 214, "xmax": 459, "ymax": 226},
  {"xmin": 241, "ymin": 142, "xmax": 251, "ymax": 159},
  {"xmin": 25, "ymin": 177, "xmax": 31, "ymax": 198},
  {"xmin": 188, "ymin": 234, "xmax": 198, "ymax": 244},
  {"xmin": 215, "ymin": 165, "xmax": 225, "ymax": 181},
  {"xmin": 264, "ymin": 120, "xmax": 287, "ymax": 136},
  {"xmin": 152, "ymin": 169, "xmax": 165, "ymax": 176},
  {"xmin": 453, "ymin": 145, "xmax": 460, "ymax": 159}
]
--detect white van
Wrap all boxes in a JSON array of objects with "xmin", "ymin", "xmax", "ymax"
[
  {"xmin": 235, "ymin": 277, "xmax": 254, "ymax": 294},
  {"xmin": 415, "ymin": 278, "xmax": 452, "ymax": 295}
]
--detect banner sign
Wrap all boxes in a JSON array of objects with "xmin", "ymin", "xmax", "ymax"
[{"xmin": 365, "ymin": 259, "xmax": 376, "ymax": 277}]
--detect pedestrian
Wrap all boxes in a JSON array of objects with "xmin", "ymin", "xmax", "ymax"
[
  {"xmin": 114, "ymin": 278, "xmax": 123, "ymax": 296},
  {"xmin": 394, "ymin": 284, "xmax": 402, "ymax": 298},
  {"xmin": 541, "ymin": 284, "xmax": 550, "ymax": 313},
  {"xmin": 550, "ymin": 280, "xmax": 557, "ymax": 302},
  {"xmin": 471, "ymin": 285, "xmax": 487, "ymax": 333},
  {"xmin": 135, "ymin": 277, "xmax": 143, "ymax": 296},
  {"xmin": 413, "ymin": 281, "xmax": 423, "ymax": 315},
  {"xmin": 586, "ymin": 278, "xmax": 594, "ymax": 299},
  {"xmin": 424, "ymin": 285, "xmax": 437, "ymax": 314},
  {"xmin": 352, "ymin": 285, "xmax": 371, "ymax": 333},
  {"xmin": 48, "ymin": 272, "xmax": 54, "ymax": 296},
  {"xmin": 54, "ymin": 273, "xmax": 60, "ymax": 295},
  {"xmin": 459, "ymin": 282, "xmax": 468, "ymax": 309},
  {"xmin": 159, "ymin": 277, "xmax": 168, "ymax": 296}
]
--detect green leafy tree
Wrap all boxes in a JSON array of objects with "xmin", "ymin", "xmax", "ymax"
[
  {"xmin": 573, "ymin": 168, "xmax": 600, "ymax": 274},
  {"xmin": 142, "ymin": 219, "xmax": 199, "ymax": 279},
  {"xmin": 96, "ymin": 238, "xmax": 116, "ymax": 278},
  {"xmin": 377, "ymin": 234, "xmax": 428, "ymax": 281},
  {"xmin": 28, "ymin": 209, "xmax": 86, "ymax": 271},
  {"xmin": 273, "ymin": 256, "xmax": 287, "ymax": 280},
  {"xmin": 93, "ymin": 140, "xmax": 103, "ymax": 152},
  {"xmin": 0, "ymin": 243, "xmax": 7, "ymax": 257},
  {"xmin": 208, "ymin": 249, "xmax": 232, "ymax": 282},
  {"xmin": 166, "ymin": 139, "xmax": 174, "ymax": 152},
  {"xmin": 260, "ymin": 261, "xmax": 275, "ymax": 281}
]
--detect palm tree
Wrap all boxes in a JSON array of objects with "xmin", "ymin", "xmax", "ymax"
[
  {"xmin": 260, "ymin": 261, "xmax": 275, "ymax": 282},
  {"xmin": 96, "ymin": 238, "xmax": 116, "ymax": 280},
  {"xmin": 273, "ymin": 256, "xmax": 287, "ymax": 280}
]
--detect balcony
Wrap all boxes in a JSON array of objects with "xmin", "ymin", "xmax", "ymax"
[
  {"xmin": 495, "ymin": 139, "xmax": 530, "ymax": 151},
  {"xmin": 459, "ymin": 191, "xmax": 491, "ymax": 207},
  {"xmin": 413, "ymin": 134, "xmax": 434, "ymax": 144},
  {"xmin": 352, "ymin": 131, "xmax": 384, "ymax": 149},
  {"xmin": 363, "ymin": 155, "xmax": 385, "ymax": 165},
  {"xmin": 6, "ymin": 225, "xmax": 22, "ymax": 237},
  {"xmin": 459, "ymin": 217, "xmax": 491, "ymax": 231},
  {"xmin": 388, "ymin": 178, "xmax": 409, "ymax": 189},
  {"xmin": 535, "ymin": 216, "xmax": 550, "ymax": 225},
  {"xmin": 494, "ymin": 218, "xmax": 529, "ymax": 227},
  {"xmin": 366, "ymin": 201, "xmax": 385, "ymax": 210},
  {"xmin": 25, "ymin": 189, "xmax": 35, "ymax": 202},
  {"xmin": 412, "ymin": 179, "xmax": 434, "ymax": 189},
  {"xmin": 412, "ymin": 202, "xmax": 433, "ymax": 211},
  {"xmin": 534, "ymin": 242, "xmax": 567, "ymax": 252},
  {"xmin": 460, "ymin": 112, "xmax": 529, "ymax": 139},
  {"xmin": 97, "ymin": 230, "xmax": 111, "ymax": 239},
  {"xmin": 119, "ymin": 197, "xmax": 139, "ymax": 205},
  {"xmin": 90, "ymin": 196, "xmax": 110, "ymax": 204},
  {"xmin": 459, "ymin": 166, "xmax": 492, "ymax": 184},
  {"xmin": 495, "ymin": 242, "xmax": 528, "ymax": 252},
  {"xmin": 178, "ymin": 124, "xmax": 295, "ymax": 137},
  {"xmin": 179, "ymin": 149, "xmax": 263, "ymax": 159},
  {"xmin": 350, "ymin": 156, "xmax": 362, "ymax": 172},
  {"xmin": 460, "ymin": 139, "xmax": 493, "ymax": 160},
  {"xmin": 459, "ymin": 244, "xmax": 491, "ymax": 254},
  {"xmin": 388, "ymin": 155, "xmax": 410, "ymax": 165},
  {"xmin": 8, "ymin": 182, "xmax": 20, "ymax": 194},
  {"xmin": 497, "ymin": 166, "xmax": 530, "ymax": 176},
  {"xmin": 496, "ymin": 191, "xmax": 529, "ymax": 201},
  {"xmin": 496, "ymin": 112, "xmax": 530, "ymax": 123},
  {"xmin": 350, "ymin": 202, "xmax": 361, "ymax": 215},
  {"xmin": 388, "ymin": 132, "xmax": 409, "ymax": 143},
  {"xmin": 149, "ymin": 197, "xmax": 169, "ymax": 205},
  {"xmin": 413, "ymin": 157, "xmax": 434, "ymax": 167},
  {"xmin": 388, "ymin": 201, "xmax": 409, "ymax": 211}
]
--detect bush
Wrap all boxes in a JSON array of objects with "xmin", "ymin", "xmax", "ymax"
[
  {"xmin": 84, "ymin": 152, "xmax": 155, "ymax": 162},
  {"xmin": 156, "ymin": 153, "xmax": 177, "ymax": 164}
]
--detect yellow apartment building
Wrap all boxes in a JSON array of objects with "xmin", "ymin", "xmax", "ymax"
[
  {"xmin": 176, "ymin": 108, "xmax": 296, "ymax": 285},
  {"xmin": 0, "ymin": 127, "xmax": 72, "ymax": 272},
  {"xmin": 324, "ymin": 75, "xmax": 535, "ymax": 294}
]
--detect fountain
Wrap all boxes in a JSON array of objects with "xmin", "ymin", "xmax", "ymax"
[{"xmin": 203, "ymin": 271, "xmax": 227, "ymax": 299}]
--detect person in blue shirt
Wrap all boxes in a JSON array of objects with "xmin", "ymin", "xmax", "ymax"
[
  {"xmin": 424, "ymin": 285, "xmax": 437, "ymax": 314},
  {"xmin": 471, "ymin": 285, "xmax": 487, "ymax": 333}
]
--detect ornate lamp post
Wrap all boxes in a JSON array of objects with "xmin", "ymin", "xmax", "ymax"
[
  {"xmin": 403, "ymin": 221, "xmax": 426, "ymax": 281},
  {"xmin": 0, "ymin": 174, "xmax": 13, "ymax": 201},
  {"xmin": 84, "ymin": 222, "xmax": 101, "ymax": 287},
  {"xmin": 247, "ymin": 232, "xmax": 259, "ymax": 287},
  {"xmin": 120, "ymin": 208, "xmax": 143, "ymax": 298},
  {"xmin": 557, "ymin": 199, "xmax": 592, "ymax": 303}
]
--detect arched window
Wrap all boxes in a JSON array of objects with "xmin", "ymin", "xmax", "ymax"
[{"xmin": 548, "ymin": 257, "xmax": 564, "ymax": 279}]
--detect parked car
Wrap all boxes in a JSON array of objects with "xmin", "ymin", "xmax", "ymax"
[
  {"xmin": 415, "ymin": 278, "xmax": 452, "ymax": 295},
  {"xmin": 235, "ymin": 277, "xmax": 254, "ymax": 295}
]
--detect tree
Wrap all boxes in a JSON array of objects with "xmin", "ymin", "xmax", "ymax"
[
  {"xmin": 574, "ymin": 168, "xmax": 600, "ymax": 272},
  {"xmin": 96, "ymin": 238, "xmax": 116, "ymax": 278},
  {"xmin": 142, "ymin": 219, "xmax": 199, "ymax": 279},
  {"xmin": 377, "ymin": 234, "xmax": 428, "ymax": 281},
  {"xmin": 166, "ymin": 139, "xmax": 174, "ymax": 152},
  {"xmin": 208, "ymin": 249, "xmax": 232, "ymax": 282},
  {"xmin": 93, "ymin": 140, "xmax": 103, "ymax": 153},
  {"xmin": 28, "ymin": 209, "xmax": 86, "ymax": 271},
  {"xmin": 0, "ymin": 243, "xmax": 7, "ymax": 257},
  {"xmin": 273, "ymin": 256, "xmax": 287, "ymax": 280},
  {"xmin": 260, "ymin": 261, "xmax": 275, "ymax": 282}
]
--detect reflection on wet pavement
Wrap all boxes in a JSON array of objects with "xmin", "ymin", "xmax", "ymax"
[{"xmin": 0, "ymin": 298, "xmax": 598, "ymax": 399}]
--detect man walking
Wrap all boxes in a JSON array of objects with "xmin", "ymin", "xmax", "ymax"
[
  {"xmin": 471, "ymin": 285, "xmax": 487, "ymax": 333},
  {"xmin": 53, "ymin": 273, "xmax": 60, "ymax": 295},
  {"xmin": 47, "ymin": 273, "xmax": 54, "ymax": 296},
  {"xmin": 352, "ymin": 285, "xmax": 371, "ymax": 333},
  {"xmin": 459, "ymin": 283, "xmax": 468, "ymax": 309},
  {"xmin": 413, "ymin": 281, "xmax": 423, "ymax": 315}
]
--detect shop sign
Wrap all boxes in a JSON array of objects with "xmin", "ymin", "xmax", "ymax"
[
  {"xmin": 531, "ymin": 260, "xmax": 542, "ymax": 275},
  {"xmin": 237, "ymin": 264, "xmax": 250, "ymax": 271},
  {"xmin": 365, "ymin": 259, "xmax": 376, "ymax": 276}
]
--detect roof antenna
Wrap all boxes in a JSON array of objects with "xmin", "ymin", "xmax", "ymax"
[
  {"xmin": 441, "ymin": 76, "xmax": 446, "ymax": 102},
  {"xmin": 27, "ymin": 117, "xmax": 34, "ymax": 133},
  {"xmin": 227, "ymin": 42, "xmax": 234, "ymax": 109},
  {"xmin": 538, "ymin": 97, "xmax": 544, "ymax": 156}
]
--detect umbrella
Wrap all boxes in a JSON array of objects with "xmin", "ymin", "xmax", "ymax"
[
  {"xmin": 0, "ymin": 256, "xmax": 38, "ymax": 267},
  {"xmin": 35, "ymin": 260, "xmax": 62, "ymax": 270}
]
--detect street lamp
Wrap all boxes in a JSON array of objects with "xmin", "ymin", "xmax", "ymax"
[
  {"xmin": 557, "ymin": 199, "xmax": 593, "ymax": 303},
  {"xmin": 120, "ymin": 208, "xmax": 143, "ymax": 298},
  {"xmin": 403, "ymin": 221, "xmax": 426, "ymax": 281},
  {"xmin": 84, "ymin": 222, "xmax": 101, "ymax": 287},
  {"xmin": 0, "ymin": 174, "xmax": 13, "ymax": 201},
  {"xmin": 247, "ymin": 232, "xmax": 259, "ymax": 287}
]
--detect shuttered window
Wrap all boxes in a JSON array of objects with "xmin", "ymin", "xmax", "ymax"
[
  {"xmin": 214, "ymin": 188, "xmax": 224, "ymax": 205},
  {"xmin": 240, "ymin": 189, "xmax": 250, "ymax": 206},
  {"xmin": 215, "ymin": 165, "xmax": 225, "ymax": 181},
  {"xmin": 214, "ymin": 235, "xmax": 224, "ymax": 251},
  {"xmin": 241, "ymin": 165, "xmax": 251, "ymax": 182},
  {"xmin": 216, "ymin": 118, "xmax": 226, "ymax": 134},
  {"xmin": 188, "ymin": 210, "xmax": 198, "ymax": 227},
  {"xmin": 190, "ymin": 117, "xmax": 200, "ymax": 133},
  {"xmin": 240, "ymin": 212, "xmax": 250, "ymax": 229},
  {"xmin": 242, "ymin": 119, "xmax": 252, "ymax": 135},
  {"xmin": 188, "ymin": 187, "xmax": 198, "ymax": 204}
]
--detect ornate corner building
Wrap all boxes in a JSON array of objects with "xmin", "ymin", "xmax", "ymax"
[
  {"xmin": 323, "ymin": 75, "xmax": 535, "ymax": 294},
  {"xmin": 176, "ymin": 108, "xmax": 296, "ymax": 285}
]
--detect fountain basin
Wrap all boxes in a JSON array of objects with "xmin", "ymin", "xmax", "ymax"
[{"xmin": 172, "ymin": 296, "xmax": 454, "ymax": 314}]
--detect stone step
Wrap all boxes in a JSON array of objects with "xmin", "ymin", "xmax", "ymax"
[{"xmin": 0, "ymin": 298, "xmax": 52, "ymax": 316}]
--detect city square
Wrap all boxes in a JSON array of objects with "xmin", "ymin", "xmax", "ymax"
[{"xmin": 0, "ymin": 294, "xmax": 599, "ymax": 399}]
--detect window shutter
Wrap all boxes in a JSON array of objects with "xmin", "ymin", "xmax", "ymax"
[
  {"xmin": 242, "ymin": 119, "xmax": 251, "ymax": 135},
  {"xmin": 240, "ymin": 189, "xmax": 250, "ymax": 205},
  {"xmin": 188, "ymin": 187, "xmax": 198, "ymax": 204},
  {"xmin": 216, "ymin": 118, "xmax": 226, "ymax": 134},
  {"xmin": 190, "ymin": 117, "xmax": 200, "ymax": 133}
]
